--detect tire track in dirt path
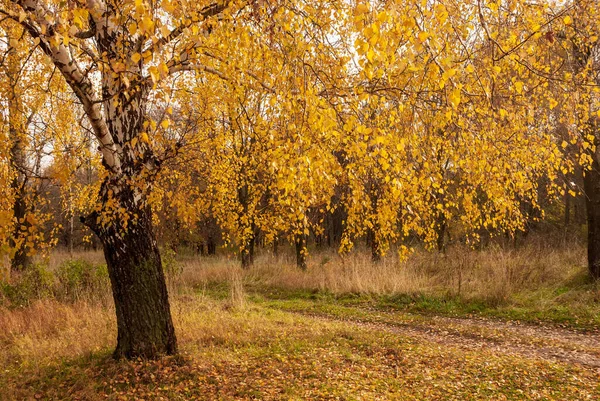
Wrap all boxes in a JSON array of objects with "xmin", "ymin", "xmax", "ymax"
[{"xmin": 280, "ymin": 307, "xmax": 600, "ymax": 369}]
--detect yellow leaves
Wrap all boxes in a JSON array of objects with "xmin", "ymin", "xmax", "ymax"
[
  {"xmin": 142, "ymin": 16, "xmax": 155, "ymax": 32},
  {"xmin": 148, "ymin": 66, "xmax": 160, "ymax": 84},
  {"xmin": 72, "ymin": 8, "xmax": 89, "ymax": 29},
  {"xmin": 514, "ymin": 81, "xmax": 524, "ymax": 94},
  {"xmin": 160, "ymin": 24, "xmax": 171, "ymax": 38},
  {"xmin": 354, "ymin": 3, "xmax": 370, "ymax": 16},
  {"xmin": 373, "ymin": 135, "xmax": 387, "ymax": 145},
  {"xmin": 434, "ymin": 3, "xmax": 448, "ymax": 24},
  {"xmin": 376, "ymin": 11, "xmax": 390, "ymax": 23},
  {"xmin": 158, "ymin": 62, "xmax": 169, "ymax": 76},
  {"xmin": 111, "ymin": 59, "xmax": 126, "ymax": 73},
  {"xmin": 443, "ymin": 68, "xmax": 457, "ymax": 80},
  {"xmin": 3, "ymin": 0, "xmax": 591, "ymax": 267},
  {"xmin": 366, "ymin": 48, "xmax": 376, "ymax": 63},
  {"xmin": 128, "ymin": 23, "xmax": 138, "ymax": 36},
  {"xmin": 163, "ymin": 0, "xmax": 176, "ymax": 13},
  {"xmin": 417, "ymin": 31, "xmax": 430, "ymax": 43},
  {"xmin": 440, "ymin": 69, "xmax": 457, "ymax": 89},
  {"xmin": 563, "ymin": 16, "xmax": 573, "ymax": 26},
  {"xmin": 448, "ymin": 87, "xmax": 461, "ymax": 109}
]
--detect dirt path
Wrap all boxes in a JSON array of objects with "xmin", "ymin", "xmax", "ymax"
[{"xmin": 285, "ymin": 307, "xmax": 600, "ymax": 369}]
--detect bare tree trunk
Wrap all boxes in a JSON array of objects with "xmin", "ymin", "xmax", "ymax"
[
  {"xmin": 272, "ymin": 236, "xmax": 279, "ymax": 256},
  {"xmin": 565, "ymin": 189, "xmax": 571, "ymax": 229},
  {"xmin": 238, "ymin": 183, "xmax": 256, "ymax": 269},
  {"xmin": 368, "ymin": 227, "xmax": 381, "ymax": 262},
  {"xmin": 369, "ymin": 181, "xmax": 381, "ymax": 262},
  {"xmin": 584, "ymin": 152, "xmax": 600, "ymax": 281},
  {"xmin": 295, "ymin": 232, "xmax": 307, "ymax": 270},
  {"xmin": 10, "ymin": 187, "xmax": 32, "ymax": 272},
  {"xmin": 435, "ymin": 214, "xmax": 447, "ymax": 253},
  {"xmin": 241, "ymin": 231, "xmax": 255, "ymax": 269},
  {"xmin": 207, "ymin": 236, "xmax": 217, "ymax": 255},
  {"xmin": 6, "ymin": 41, "xmax": 32, "ymax": 273},
  {"xmin": 68, "ymin": 188, "xmax": 74, "ymax": 258}
]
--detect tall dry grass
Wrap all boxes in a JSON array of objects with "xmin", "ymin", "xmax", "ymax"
[
  {"xmin": 177, "ymin": 239, "xmax": 588, "ymax": 304},
  {"xmin": 0, "ymin": 299, "xmax": 115, "ymax": 369},
  {"xmin": 1, "ymin": 238, "xmax": 590, "ymax": 310},
  {"xmin": 0, "ymin": 238, "xmax": 592, "ymax": 359}
]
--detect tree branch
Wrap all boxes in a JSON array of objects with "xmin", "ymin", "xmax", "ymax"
[
  {"xmin": 142, "ymin": 0, "xmax": 233, "ymax": 55},
  {"xmin": 8, "ymin": 0, "xmax": 121, "ymax": 173}
]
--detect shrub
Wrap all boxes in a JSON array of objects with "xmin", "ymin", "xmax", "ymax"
[
  {"xmin": 55, "ymin": 259, "xmax": 110, "ymax": 302},
  {"xmin": 162, "ymin": 247, "xmax": 183, "ymax": 283},
  {"xmin": 0, "ymin": 263, "xmax": 55, "ymax": 306}
]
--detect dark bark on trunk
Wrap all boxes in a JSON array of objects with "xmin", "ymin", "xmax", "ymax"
[
  {"xmin": 369, "ymin": 227, "xmax": 381, "ymax": 262},
  {"xmin": 569, "ymin": 25, "xmax": 599, "ymax": 280},
  {"xmin": 207, "ymin": 236, "xmax": 216, "ymax": 255},
  {"xmin": 369, "ymin": 181, "xmax": 381, "ymax": 263},
  {"xmin": 197, "ymin": 241, "xmax": 206, "ymax": 256},
  {"xmin": 10, "ymin": 188, "xmax": 32, "ymax": 272},
  {"xmin": 435, "ymin": 214, "xmax": 447, "ymax": 253},
  {"xmin": 238, "ymin": 183, "xmax": 256, "ymax": 268},
  {"xmin": 7, "ymin": 43, "xmax": 33, "ymax": 273},
  {"xmin": 83, "ymin": 193, "xmax": 177, "ymax": 359},
  {"xmin": 565, "ymin": 189, "xmax": 571, "ymax": 229},
  {"xmin": 367, "ymin": 196, "xmax": 381, "ymax": 263},
  {"xmin": 241, "ymin": 231, "xmax": 255, "ymax": 269},
  {"xmin": 584, "ymin": 154, "xmax": 600, "ymax": 280},
  {"xmin": 295, "ymin": 233, "xmax": 307, "ymax": 270}
]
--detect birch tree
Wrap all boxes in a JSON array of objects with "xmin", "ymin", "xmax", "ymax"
[{"xmin": 0, "ymin": 0, "xmax": 242, "ymax": 359}]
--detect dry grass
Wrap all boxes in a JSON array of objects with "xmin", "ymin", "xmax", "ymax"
[
  {"xmin": 0, "ymin": 238, "xmax": 593, "ymax": 369},
  {"xmin": 0, "ymin": 239, "xmax": 598, "ymax": 399},
  {"xmin": 46, "ymin": 250, "xmax": 105, "ymax": 272},
  {"xmin": 0, "ymin": 299, "xmax": 115, "ymax": 369},
  {"xmin": 1, "ymin": 290, "xmax": 598, "ymax": 400},
  {"xmin": 177, "ymin": 239, "xmax": 588, "ymax": 305},
  {"xmin": 7, "ymin": 237, "xmax": 587, "ymax": 307}
]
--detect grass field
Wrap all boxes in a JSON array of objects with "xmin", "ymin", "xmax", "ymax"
[{"xmin": 1, "ymin": 242, "xmax": 599, "ymax": 400}]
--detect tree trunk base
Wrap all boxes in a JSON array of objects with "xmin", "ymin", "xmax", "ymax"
[
  {"xmin": 584, "ymin": 155, "xmax": 600, "ymax": 282},
  {"xmin": 83, "ymin": 203, "xmax": 177, "ymax": 360}
]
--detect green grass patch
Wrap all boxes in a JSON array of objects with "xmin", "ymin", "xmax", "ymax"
[{"xmin": 240, "ymin": 282, "xmax": 600, "ymax": 331}]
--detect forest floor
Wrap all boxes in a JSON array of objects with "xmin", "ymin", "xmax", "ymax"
[{"xmin": 1, "ymin": 283, "xmax": 600, "ymax": 400}]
